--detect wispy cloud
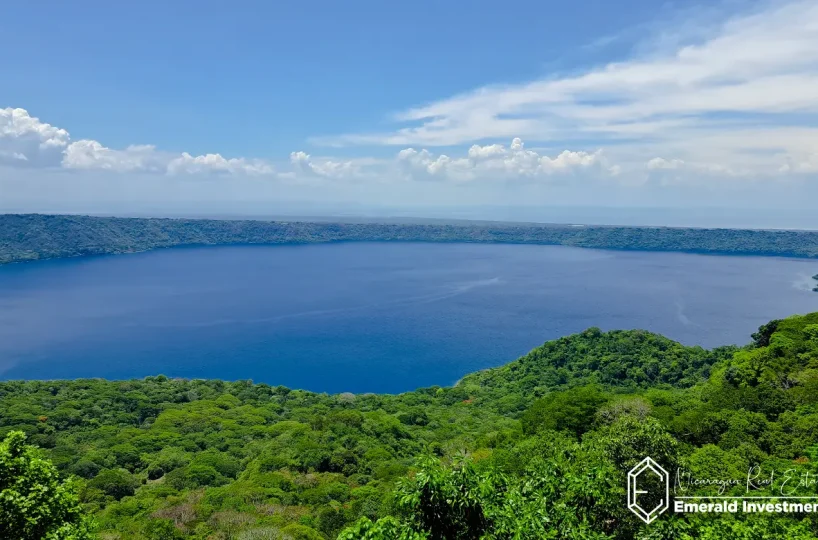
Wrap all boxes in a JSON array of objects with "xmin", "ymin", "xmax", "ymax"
[
  {"xmin": 3, "ymin": 0, "xmax": 818, "ymax": 193},
  {"xmin": 318, "ymin": 0, "xmax": 818, "ymax": 176}
]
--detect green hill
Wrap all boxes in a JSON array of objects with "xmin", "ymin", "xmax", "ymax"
[{"xmin": 3, "ymin": 313, "xmax": 818, "ymax": 538}]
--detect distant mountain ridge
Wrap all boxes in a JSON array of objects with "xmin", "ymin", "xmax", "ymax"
[{"xmin": 3, "ymin": 213, "xmax": 818, "ymax": 265}]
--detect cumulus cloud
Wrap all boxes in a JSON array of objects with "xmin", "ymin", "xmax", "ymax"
[
  {"xmin": 397, "ymin": 138, "xmax": 611, "ymax": 182},
  {"xmin": 467, "ymin": 143, "xmax": 506, "ymax": 160},
  {"xmin": 167, "ymin": 152, "xmax": 274, "ymax": 176},
  {"xmin": 0, "ymin": 107, "xmax": 69, "ymax": 166},
  {"xmin": 0, "ymin": 107, "xmax": 276, "ymax": 177},
  {"xmin": 289, "ymin": 151, "xmax": 358, "ymax": 178},
  {"xmin": 398, "ymin": 148, "xmax": 473, "ymax": 181},
  {"xmin": 63, "ymin": 141, "xmax": 163, "ymax": 172},
  {"xmin": 2, "ymin": 107, "xmax": 367, "ymax": 182}
]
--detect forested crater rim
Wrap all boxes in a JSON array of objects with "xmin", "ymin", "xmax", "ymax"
[{"xmin": 3, "ymin": 213, "xmax": 818, "ymax": 266}]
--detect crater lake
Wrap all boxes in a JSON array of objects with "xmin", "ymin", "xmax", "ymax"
[{"xmin": 1, "ymin": 242, "xmax": 816, "ymax": 393}]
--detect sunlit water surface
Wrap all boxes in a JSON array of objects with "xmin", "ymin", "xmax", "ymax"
[{"xmin": 1, "ymin": 243, "xmax": 816, "ymax": 393}]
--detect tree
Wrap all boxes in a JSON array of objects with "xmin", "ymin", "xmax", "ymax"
[
  {"xmin": 87, "ymin": 468, "xmax": 138, "ymax": 500},
  {"xmin": 521, "ymin": 385, "xmax": 610, "ymax": 437},
  {"xmin": 0, "ymin": 431, "xmax": 92, "ymax": 540},
  {"xmin": 338, "ymin": 516, "xmax": 427, "ymax": 540},
  {"xmin": 3, "ymin": 313, "xmax": 818, "ymax": 538},
  {"xmin": 279, "ymin": 523, "xmax": 325, "ymax": 539},
  {"xmin": 142, "ymin": 518, "xmax": 184, "ymax": 540},
  {"xmin": 751, "ymin": 319, "xmax": 781, "ymax": 348},
  {"xmin": 395, "ymin": 456, "xmax": 492, "ymax": 539}
]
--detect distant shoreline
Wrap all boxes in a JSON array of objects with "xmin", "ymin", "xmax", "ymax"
[{"xmin": 2, "ymin": 213, "xmax": 818, "ymax": 266}]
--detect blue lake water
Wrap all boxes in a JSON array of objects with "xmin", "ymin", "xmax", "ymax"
[{"xmin": 1, "ymin": 243, "xmax": 817, "ymax": 393}]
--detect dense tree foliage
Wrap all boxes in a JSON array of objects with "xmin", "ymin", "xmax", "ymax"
[
  {"xmin": 1, "ymin": 431, "xmax": 92, "ymax": 539},
  {"xmin": 3, "ymin": 213, "xmax": 818, "ymax": 265},
  {"xmin": 2, "ymin": 313, "xmax": 818, "ymax": 538}
]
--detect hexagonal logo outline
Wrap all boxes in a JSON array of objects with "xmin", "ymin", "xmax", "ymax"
[{"xmin": 627, "ymin": 456, "xmax": 670, "ymax": 524}]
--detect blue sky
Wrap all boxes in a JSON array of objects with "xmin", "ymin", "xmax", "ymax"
[
  {"xmin": 2, "ymin": 0, "xmax": 663, "ymax": 156},
  {"xmin": 2, "ymin": 0, "xmax": 818, "ymax": 225}
]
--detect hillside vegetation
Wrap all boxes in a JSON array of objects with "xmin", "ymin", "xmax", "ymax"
[
  {"xmin": 3, "ymin": 214, "xmax": 818, "ymax": 265},
  {"xmin": 3, "ymin": 313, "xmax": 818, "ymax": 538}
]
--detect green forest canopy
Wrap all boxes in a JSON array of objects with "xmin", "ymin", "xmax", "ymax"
[
  {"xmin": 3, "ymin": 213, "xmax": 818, "ymax": 265},
  {"xmin": 3, "ymin": 313, "xmax": 818, "ymax": 538}
]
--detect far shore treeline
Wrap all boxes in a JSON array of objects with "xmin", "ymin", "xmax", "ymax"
[{"xmin": 3, "ymin": 213, "xmax": 818, "ymax": 265}]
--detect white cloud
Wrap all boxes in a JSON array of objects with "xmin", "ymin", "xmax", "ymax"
[
  {"xmin": 0, "ymin": 108, "xmax": 69, "ymax": 148},
  {"xmin": 397, "ymin": 138, "xmax": 611, "ymax": 182},
  {"xmin": 398, "ymin": 148, "xmax": 474, "ymax": 181},
  {"xmin": 63, "ymin": 140, "xmax": 162, "ymax": 172},
  {"xmin": 540, "ymin": 149, "xmax": 604, "ymax": 172},
  {"xmin": 467, "ymin": 143, "xmax": 505, "ymax": 160},
  {"xmin": 5, "ymin": 0, "xmax": 818, "ymax": 196},
  {"xmin": 0, "ymin": 107, "xmax": 277, "ymax": 177},
  {"xmin": 647, "ymin": 158, "xmax": 685, "ymax": 170},
  {"xmin": 289, "ymin": 151, "xmax": 358, "ymax": 178},
  {"xmin": 167, "ymin": 152, "xmax": 274, "ymax": 176},
  {"xmin": 320, "ymin": 0, "xmax": 818, "ymax": 176},
  {"xmin": 6, "ymin": 5, "xmax": 818, "ymax": 216},
  {"xmin": 0, "ymin": 107, "xmax": 69, "ymax": 166}
]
